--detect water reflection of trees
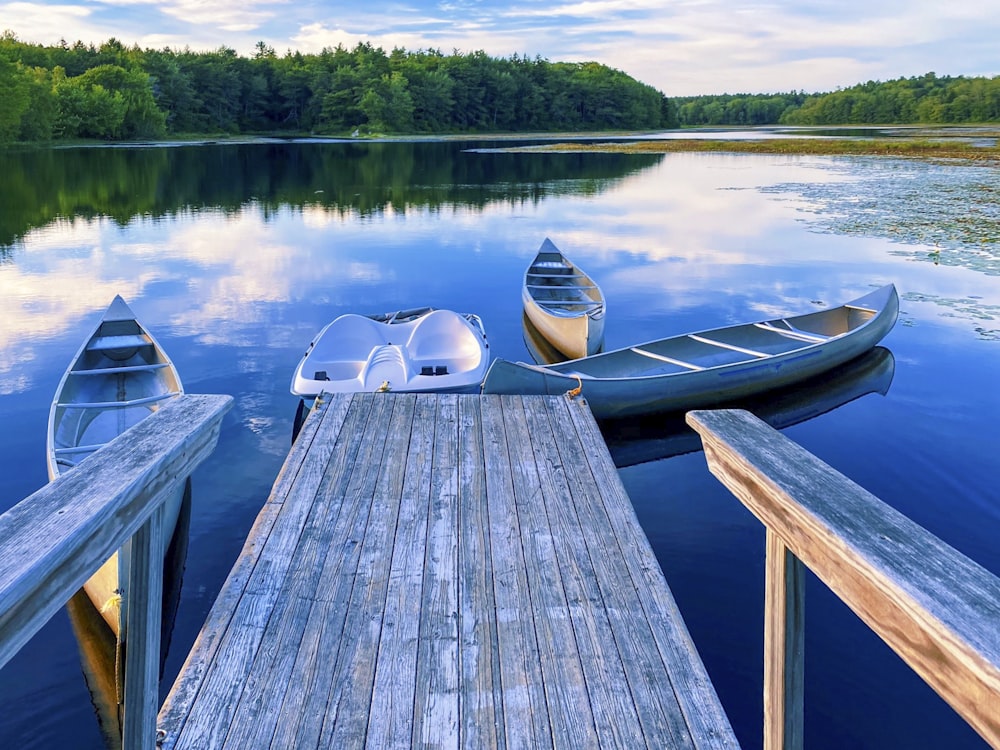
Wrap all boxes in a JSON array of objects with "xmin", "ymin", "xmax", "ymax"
[{"xmin": 0, "ymin": 142, "xmax": 662, "ymax": 248}]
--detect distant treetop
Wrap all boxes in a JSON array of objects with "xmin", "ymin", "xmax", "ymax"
[
  {"xmin": 673, "ymin": 72, "xmax": 1000, "ymax": 126},
  {"xmin": 0, "ymin": 33, "xmax": 678, "ymax": 143}
]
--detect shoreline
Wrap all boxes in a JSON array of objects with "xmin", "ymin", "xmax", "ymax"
[
  {"xmin": 4, "ymin": 128, "xmax": 999, "ymax": 162},
  {"xmin": 480, "ymin": 137, "xmax": 1000, "ymax": 162}
]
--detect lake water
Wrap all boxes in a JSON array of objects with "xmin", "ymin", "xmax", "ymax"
[{"xmin": 0, "ymin": 138, "xmax": 998, "ymax": 748}]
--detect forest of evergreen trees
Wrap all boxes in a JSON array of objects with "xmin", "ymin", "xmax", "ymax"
[
  {"xmin": 3, "ymin": 31, "xmax": 998, "ymax": 144},
  {"xmin": 674, "ymin": 72, "xmax": 1000, "ymax": 127},
  {"xmin": 0, "ymin": 33, "xmax": 676, "ymax": 143}
]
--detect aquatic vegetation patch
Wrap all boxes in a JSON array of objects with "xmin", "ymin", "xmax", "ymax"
[
  {"xmin": 902, "ymin": 291, "xmax": 1000, "ymax": 340},
  {"xmin": 762, "ymin": 157, "xmax": 1000, "ymax": 276}
]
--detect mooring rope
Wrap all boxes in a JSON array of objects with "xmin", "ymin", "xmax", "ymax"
[{"xmin": 565, "ymin": 374, "xmax": 583, "ymax": 399}]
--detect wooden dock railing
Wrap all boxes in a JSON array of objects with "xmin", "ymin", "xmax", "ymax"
[
  {"xmin": 686, "ymin": 409, "xmax": 1000, "ymax": 750},
  {"xmin": 0, "ymin": 393, "xmax": 232, "ymax": 750}
]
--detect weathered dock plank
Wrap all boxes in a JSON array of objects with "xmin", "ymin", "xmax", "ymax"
[
  {"xmin": 160, "ymin": 393, "xmax": 738, "ymax": 749},
  {"xmin": 480, "ymin": 395, "xmax": 551, "ymax": 749}
]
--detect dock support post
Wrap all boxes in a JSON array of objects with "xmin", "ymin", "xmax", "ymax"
[
  {"xmin": 764, "ymin": 529, "xmax": 804, "ymax": 750},
  {"xmin": 123, "ymin": 503, "xmax": 166, "ymax": 749}
]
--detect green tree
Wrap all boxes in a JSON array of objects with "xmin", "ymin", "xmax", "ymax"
[
  {"xmin": 0, "ymin": 35, "xmax": 679, "ymax": 140},
  {"xmin": 53, "ymin": 67, "xmax": 127, "ymax": 138},
  {"xmin": 359, "ymin": 71, "xmax": 414, "ymax": 132},
  {"xmin": 76, "ymin": 64, "xmax": 165, "ymax": 137},
  {"xmin": 0, "ymin": 57, "xmax": 31, "ymax": 141},
  {"xmin": 142, "ymin": 49, "xmax": 197, "ymax": 131},
  {"xmin": 17, "ymin": 65, "xmax": 58, "ymax": 140}
]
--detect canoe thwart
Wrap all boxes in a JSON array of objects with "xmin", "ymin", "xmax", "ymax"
[
  {"xmin": 754, "ymin": 322, "xmax": 829, "ymax": 344},
  {"xmin": 54, "ymin": 443, "xmax": 108, "ymax": 455},
  {"xmin": 70, "ymin": 362, "xmax": 171, "ymax": 376},
  {"xmin": 687, "ymin": 334, "xmax": 770, "ymax": 359},
  {"xmin": 57, "ymin": 391, "xmax": 182, "ymax": 410},
  {"xmin": 630, "ymin": 347, "xmax": 704, "ymax": 371}
]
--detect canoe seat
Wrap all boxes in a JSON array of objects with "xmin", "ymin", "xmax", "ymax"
[
  {"xmin": 527, "ymin": 272, "xmax": 588, "ymax": 280},
  {"xmin": 538, "ymin": 300, "xmax": 604, "ymax": 307},
  {"xmin": 87, "ymin": 334, "xmax": 152, "ymax": 352}
]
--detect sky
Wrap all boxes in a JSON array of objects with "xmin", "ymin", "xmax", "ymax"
[{"xmin": 1, "ymin": 0, "xmax": 999, "ymax": 96}]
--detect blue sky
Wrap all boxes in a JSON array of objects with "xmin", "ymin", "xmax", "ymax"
[{"xmin": 2, "ymin": 0, "xmax": 999, "ymax": 96}]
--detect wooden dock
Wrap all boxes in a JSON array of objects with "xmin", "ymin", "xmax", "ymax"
[{"xmin": 158, "ymin": 392, "xmax": 738, "ymax": 749}]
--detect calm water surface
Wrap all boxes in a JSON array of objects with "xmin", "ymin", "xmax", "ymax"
[{"xmin": 0, "ymin": 140, "xmax": 998, "ymax": 749}]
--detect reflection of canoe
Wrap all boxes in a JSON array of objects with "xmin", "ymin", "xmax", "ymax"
[
  {"xmin": 484, "ymin": 284, "xmax": 899, "ymax": 420},
  {"xmin": 46, "ymin": 295, "xmax": 185, "ymax": 640},
  {"xmin": 522, "ymin": 238, "xmax": 606, "ymax": 359},
  {"xmin": 66, "ymin": 487, "xmax": 191, "ymax": 749},
  {"xmin": 522, "ymin": 312, "xmax": 571, "ymax": 366},
  {"xmin": 604, "ymin": 346, "xmax": 896, "ymax": 468},
  {"xmin": 290, "ymin": 307, "xmax": 489, "ymax": 399}
]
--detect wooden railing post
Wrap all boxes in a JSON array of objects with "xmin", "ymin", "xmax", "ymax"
[
  {"xmin": 0, "ymin": 394, "xmax": 232, "ymax": 750},
  {"xmin": 123, "ymin": 503, "xmax": 166, "ymax": 749},
  {"xmin": 764, "ymin": 529, "xmax": 804, "ymax": 750},
  {"xmin": 687, "ymin": 408, "xmax": 1000, "ymax": 748}
]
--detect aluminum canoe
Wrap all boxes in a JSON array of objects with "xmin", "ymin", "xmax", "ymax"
[
  {"xmin": 484, "ymin": 284, "xmax": 899, "ymax": 420},
  {"xmin": 46, "ymin": 294, "xmax": 185, "ymax": 639},
  {"xmin": 522, "ymin": 238, "xmax": 606, "ymax": 360}
]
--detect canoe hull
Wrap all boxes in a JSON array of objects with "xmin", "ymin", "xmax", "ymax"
[
  {"xmin": 523, "ymin": 239, "xmax": 605, "ymax": 359},
  {"xmin": 604, "ymin": 345, "xmax": 896, "ymax": 468},
  {"xmin": 47, "ymin": 295, "xmax": 184, "ymax": 640},
  {"xmin": 523, "ymin": 288, "xmax": 605, "ymax": 360},
  {"xmin": 485, "ymin": 285, "xmax": 899, "ymax": 420}
]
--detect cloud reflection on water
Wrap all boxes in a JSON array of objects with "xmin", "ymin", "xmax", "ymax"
[{"xmin": 2, "ymin": 148, "xmax": 998, "ymax": 397}]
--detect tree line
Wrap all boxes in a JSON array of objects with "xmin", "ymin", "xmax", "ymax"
[
  {"xmin": 0, "ymin": 33, "xmax": 676, "ymax": 143},
  {"xmin": 674, "ymin": 72, "xmax": 1000, "ymax": 127}
]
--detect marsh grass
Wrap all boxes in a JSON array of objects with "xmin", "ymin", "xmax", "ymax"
[{"xmin": 509, "ymin": 138, "xmax": 1000, "ymax": 162}]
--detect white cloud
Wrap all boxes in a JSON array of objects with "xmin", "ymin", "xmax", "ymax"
[
  {"xmin": 156, "ymin": 0, "xmax": 279, "ymax": 32},
  {"xmin": 3, "ymin": 0, "xmax": 999, "ymax": 94},
  {"xmin": 0, "ymin": 2, "xmax": 92, "ymax": 41}
]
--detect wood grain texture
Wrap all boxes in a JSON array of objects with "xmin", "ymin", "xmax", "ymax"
[
  {"xmin": 159, "ymin": 394, "xmax": 354, "ymax": 749},
  {"xmin": 121, "ymin": 504, "xmax": 165, "ymax": 749},
  {"xmin": 480, "ymin": 394, "xmax": 552, "ymax": 749},
  {"xmin": 0, "ymin": 393, "xmax": 231, "ymax": 670},
  {"xmin": 763, "ymin": 530, "xmax": 804, "ymax": 750},
  {"xmin": 532, "ymin": 397, "xmax": 649, "ymax": 749},
  {"xmin": 504, "ymin": 395, "xmax": 596, "ymax": 748},
  {"xmin": 161, "ymin": 394, "xmax": 739, "ymax": 749},
  {"xmin": 413, "ymin": 394, "xmax": 461, "ymax": 748},
  {"xmin": 367, "ymin": 394, "xmax": 434, "ymax": 749},
  {"xmin": 456, "ymin": 395, "xmax": 502, "ymax": 750},
  {"xmin": 564, "ymin": 398, "xmax": 739, "ymax": 749},
  {"xmin": 687, "ymin": 408, "xmax": 1000, "ymax": 747}
]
